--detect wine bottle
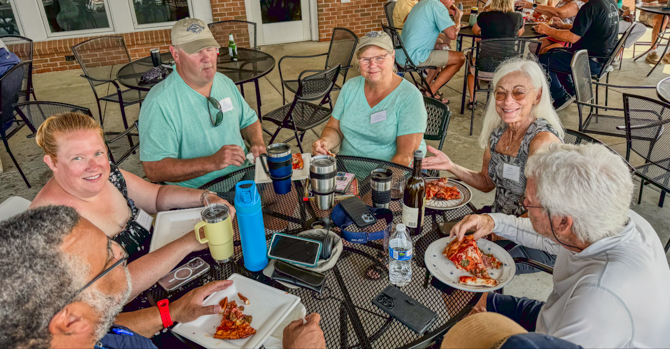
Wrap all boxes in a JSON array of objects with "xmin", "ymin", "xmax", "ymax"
[{"xmin": 402, "ymin": 150, "xmax": 426, "ymax": 235}]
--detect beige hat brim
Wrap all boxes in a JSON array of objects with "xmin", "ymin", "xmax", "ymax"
[
  {"xmin": 440, "ymin": 313, "xmax": 527, "ymax": 349},
  {"xmin": 355, "ymin": 42, "xmax": 395, "ymax": 56},
  {"xmin": 179, "ymin": 38, "xmax": 221, "ymax": 54}
]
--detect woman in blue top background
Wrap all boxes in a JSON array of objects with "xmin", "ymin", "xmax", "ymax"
[{"xmin": 311, "ymin": 31, "xmax": 427, "ymax": 166}]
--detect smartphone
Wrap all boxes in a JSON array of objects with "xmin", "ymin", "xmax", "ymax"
[
  {"xmin": 339, "ymin": 197, "xmax": 377, "ymax": 228},
  {"xmin": 158, "ymin": 257, "xmax": 210, "ymax": 292},
  {"xmin": 267, "ymin": 233, "xmax": 322, "ymax": 267}
]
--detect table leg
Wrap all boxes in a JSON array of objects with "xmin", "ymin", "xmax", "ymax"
[{"xmin": 255, "ymin": 78, "xmax": 262, "ymax": 117}]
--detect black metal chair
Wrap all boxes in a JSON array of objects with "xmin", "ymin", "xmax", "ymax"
[
  {"xmin": 384, "ymin": 0, "xmax": 397, "ymax": 28},
  {"xmin": 424, "ymin": 96, "xmax": 452, "ymax": 177},
  {"xmin": 71, "ymin": 36, "xmax": 144, "ymax": 150},
  {"xmin": 564, "ymin": 128, "xmax": 635, "ymax": 174},
  {"xmin": 14, "ymin": 101, "xmax": 139, "ymax": 166},
  {"xmin": 264, "ymin": 65, "xmax": 341, "ymax": 153},
  {"xmin": 381, "ymin": 24, "xmax": 438, "ymax": 99},
  {"xmin": 278, "ymin": 28, "xmax": 357, "ymax": 104},
  {"xmin": 0, "ymin": 35, "xmax": 36, "ymax": 101},
  {"xmin": 617, "ymin": 93, "xmax": 670, "ymax": 208},
  {"xmin": 0, "ymin": 61, "xmax": 32, "ymax": 187},
  {"xmin": 462, "ymin": 38, "xmax": 541, "ymax": 135}
]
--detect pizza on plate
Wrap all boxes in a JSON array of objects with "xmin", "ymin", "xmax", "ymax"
[
  {"xmin": 292, "ymin": 153, "xmax": 304, "ymax": 170},
  {"xmin": 443, "ymin": 235, "xmax": 502, "ymax": 286},
  {"xmin": 214, "ymin": 297, "xmax": 256, "ymax": 340},
  {"xmin": 426, "ymin": 177, "xmax": 462, "ymax": 201}
]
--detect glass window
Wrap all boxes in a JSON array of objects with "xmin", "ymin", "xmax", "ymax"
[
  {"xmin": 260, "ymin": 0, "xmax": 302, "ymax": 24},
  {"xmin": 0, "ymin": 0, "xmax": 20, "ymax": 35},
  {"xmin": 40, "ymin": 0, "xmax": 111, "ymax": 33},
  {"xmin": 131, "ymin": 0, "xmax": 191, "ymax": 26}
]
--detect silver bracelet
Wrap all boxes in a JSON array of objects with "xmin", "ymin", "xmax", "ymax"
[{"xmin": 200, "ymin": 190, "xmax": 215, "ymax": 206}]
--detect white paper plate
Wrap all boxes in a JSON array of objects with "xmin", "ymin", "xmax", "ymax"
[
  {"xmin": 149, "ymin": 207, "xmax": 203, "ymax": 253},
  {"xmin": 424, "ymin": 178, "xmax": 473, "ymax": 210},
  {"xmin": 254, "ymin": 154, "xmax": 311, "ymax": 184},
  {"xmin": 424, "ymin": 237, "xmax": 515, "ymax": 292},
  {"xmin": 172, "ymin": 273, "xmax": 301, "ymax": 349}
]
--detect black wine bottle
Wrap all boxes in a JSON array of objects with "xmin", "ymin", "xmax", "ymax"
[{"xmin": 402, "ymin": 150, "xmax": 426, "ymax": 235}]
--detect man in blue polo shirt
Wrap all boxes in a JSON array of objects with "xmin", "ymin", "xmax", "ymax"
[{"xmin": 139, "ymin": 18, "xmax": 266, "ymax": 188}]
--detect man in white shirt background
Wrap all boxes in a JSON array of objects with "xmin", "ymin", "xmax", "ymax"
[{"xmin": 450, "ymin": 142, "xmax": 670, "ymax": 348}]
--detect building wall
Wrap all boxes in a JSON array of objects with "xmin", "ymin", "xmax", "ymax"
[{"xmin": 29, "ymin": 0, "xmax": 246, "ymax": 74}]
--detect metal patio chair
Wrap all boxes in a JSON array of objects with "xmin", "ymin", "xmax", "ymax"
[
  {"xmin": 0, "ymin": 61, "xmax": 30, "ymax": 187},
  {"xmin": 278, "ymin": 28, "xmax": 357, "ymax": 104},
  {"xmin": 0, "ymin": 34, "xmax": 36, "ymax": 101},
  {"xmin": 264, "ymin": 65, "xmax": 341, "ymax": 153},
  {"xmin": 424, "ymin": 96, "xmax": 452, "ymax": 177},
  {"xmin": 563, "ymin": 128, "xmax": 635, "ymax": 173},
  {"xmin": 384, "ymin": 1, "xmax": 397, "ymax": 28},
  {"xmin": 462, "ymin": 38, "xmax": 541, "ymax": 135}
]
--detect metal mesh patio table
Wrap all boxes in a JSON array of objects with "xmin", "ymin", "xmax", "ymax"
[{"xmin": 147, "ymin": 155, "xmax": 481, "ymax": 349}]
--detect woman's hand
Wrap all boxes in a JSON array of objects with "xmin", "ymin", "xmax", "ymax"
[
  {"xmin": 311, "ymin": 139, "xmax": 329, "ymax": 156},
  {"xmin": 423, "ymin": 145, "xmax": 455, "ymax": 171},
  {"xmin": 206, "ymin": 194, "xmax": 236, "ymax": 218}
]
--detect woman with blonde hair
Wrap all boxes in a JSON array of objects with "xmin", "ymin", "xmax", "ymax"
[
  {"xmin": 30, "ymin": 112, "xmax": 234, "ymax": 299},
  {"xmin": 424, "ymin": 58, "xmax": 563, "ymax": 273}
]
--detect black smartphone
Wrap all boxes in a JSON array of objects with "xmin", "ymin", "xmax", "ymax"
[
  {"xmin": 339, "ymin": 197, "xmax": 377, "ymax": 228},
  {"xmin": 272, "ymin": 260, "xmax": 326, "ymax": 293},
  {"xmin": 267, "ymin": 233, "xmax": 322, "ymax": 267},
  {"xmin": 372, "ymin": 285, "xmax": 438, "ymax": 334}
]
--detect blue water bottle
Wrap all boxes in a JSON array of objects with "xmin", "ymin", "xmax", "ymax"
[{"xmin": 234, "ymin": 180, "xmax": 269, "ymax": 272}]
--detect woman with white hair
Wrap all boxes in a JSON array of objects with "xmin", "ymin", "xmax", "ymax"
[
  {"xmin": 424, "ymin": 58, "xmax": 563, "ymax": 273},
  {"xmin": 311, "ymin": 31, "xmax": 427, "ymax": 166}
]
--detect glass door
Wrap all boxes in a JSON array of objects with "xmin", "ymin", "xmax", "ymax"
[{"xmin": 252, "ymin": 0, "xmax": 310, "ymax": 45}]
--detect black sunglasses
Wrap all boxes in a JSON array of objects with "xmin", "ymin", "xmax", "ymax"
[
  {"xmin": 68, "ymin": 239, "xmax": 128, "ymax": 303},
  {"xmin": 206, "ymin": 96, "xmax": 224, "ymax": 127}
]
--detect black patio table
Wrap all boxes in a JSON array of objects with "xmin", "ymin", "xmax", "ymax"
[
  {"xmin": 657, "ymin": 76, "xmax": 670, "ymax": 103},
  {"xmin": 116, "ymin": 48, "xmax": 275, "ymax": 116},
  {"xmin": 146, "ymin": 155, "xmax": 482, "ymax": 349},
  {"xmin": 635, "ymin": 6, "xmax": 670, "ymax": 77},
  {"xmin": 457, "ymin": 14, "xmax": 546, "ymax": 51}
]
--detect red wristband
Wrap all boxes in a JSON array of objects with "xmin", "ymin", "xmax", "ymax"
[{"xmin": 157, "ymin": 299, "xmax": 173, "ymax": 328}]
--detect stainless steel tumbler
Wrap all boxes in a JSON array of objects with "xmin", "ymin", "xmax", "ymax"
[{"xmin": 310, "ymin": 155, "xmax": 337, "ymax": 210}]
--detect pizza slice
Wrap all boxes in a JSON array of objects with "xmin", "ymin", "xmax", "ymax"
[
  {"xmin": 459, "ymin": 276, "xmax": 498, "ymax": 287},
  {"xmin": 214, "ymin": 298, "xmax": 257, "ymax": 340},
  {"xmin": 443, "ymin": 235, "xmax": 490, "ymax": 279},
  {"xmin": 292, "ymin": 153, "xmax": 304, "ymax": 170}
]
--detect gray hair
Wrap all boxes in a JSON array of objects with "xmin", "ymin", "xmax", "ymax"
[
  {"xmin": 478, "ymin": 58, "xmax": 564, "ymax": 148},
  {"xmin": 0, "ymin": 206, "xmax": 83, "ymax": 349},
  {"xmin": 525, "ymin": 143, "xmax": 634, "ymax": 244}
]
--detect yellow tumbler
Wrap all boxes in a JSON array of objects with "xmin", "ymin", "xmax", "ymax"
[{"xmin": 194, "ymin": 203, "xmax": 234, "ymax": 263}]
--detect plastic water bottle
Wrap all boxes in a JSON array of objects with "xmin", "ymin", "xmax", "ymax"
[
  {"xmin": 234, "ymin": 180, "xmax": 269, "ymax": 272},
  {"xmin": 389, "ymin": 224, "xmax": 412, "ymax": 287}
]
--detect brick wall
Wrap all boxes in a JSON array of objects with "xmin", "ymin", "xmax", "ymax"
[{"xmin": 28, "ymin": 0, "xmax": 247, "ymax": 74}]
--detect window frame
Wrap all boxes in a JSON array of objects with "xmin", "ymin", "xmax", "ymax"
[
  {"xmin": 35, "ymin": 0, "xmax": 116, "ymax": 38},
  {"xmin": 126, "ymin": 0, "xmax": 195, "ymax": 30},
  {"xmin": 0, "ymin": 0, "xmax": 25, "ymax": 36}
]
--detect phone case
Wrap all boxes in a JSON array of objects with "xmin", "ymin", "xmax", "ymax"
[
  {"xmin": 339, "ymin": 197, "xmax": 377, "ymax": 228},
  {"xmin": 372, "ymin": 286, "xmax": 438, "ymax": 334},
  {"xmin": 158, "ymin": 257, "xmax": 210, "ymax": 292},
  {"xmin": 334, "ymin": 172, "xmax": 355, "ymax": 193},
  {"xmin": 267, "ymin": 233, "xmax": 322, "ymax": 268},
  {"xmin": 272, "ymin": 260, "xmax": 326, "ymax": 292}
]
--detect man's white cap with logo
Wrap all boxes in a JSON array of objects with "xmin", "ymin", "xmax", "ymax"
[{"xmin": 171, "ymin": 18, "xmax": 220, "ymax": 54}]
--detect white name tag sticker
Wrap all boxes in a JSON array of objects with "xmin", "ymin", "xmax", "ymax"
[
  {"xmin": 370, "ymin": 110, "xmax": 387, "ymax": 124},
  {"xmin": 218, "ymin": 97, "xmax": 234, "ymax": 113},
  {"xmin": 135, "ymin": 208, "xmax": 154, "ymax": 232},
  {"xmin": 502, "ymin": 163, "xmax": 521, "ymax": 182}
]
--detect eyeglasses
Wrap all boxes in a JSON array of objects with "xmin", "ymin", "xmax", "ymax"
[
  {"xmin": 494, "ymin": 87, "xmax": 538, "ymax": 101},
  {"xmin": 359, "ymin": 53, "xmax": 389, "ymax": 66},
  {"xmin": 68, "ymin": 239, "xmax": 128, "ymax": 303},
  {"xmin": 206, "ymin": 97, "xmax": 224, "ymax": 127},
  {"xmin": 518, "ymin": 194, "xmax": 543, "ymax": 211}
]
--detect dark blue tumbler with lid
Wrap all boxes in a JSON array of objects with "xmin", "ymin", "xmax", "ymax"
[{"xmin": 260, "ymin": 143, "xmax": 292, "ymax": 194}]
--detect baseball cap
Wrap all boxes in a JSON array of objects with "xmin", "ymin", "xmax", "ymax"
[
  {"xmin": 354, "ymin": 31, "xmax": 394, "ymax": 56},
  {"xmin": 171, "ymin": 18, "xmax": 220, "ymax": 54},
  {"xmin": 440, "ymin": 313, "xmax": 583, "ymax": 349}
]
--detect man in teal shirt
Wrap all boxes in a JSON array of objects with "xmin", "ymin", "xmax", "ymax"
[
  {"xmin": 139, "ymin": 18, "xmax": 266, "ymax": 188},
  {"xmin": 396, "ymin": 0, "xmax": 465, "ymax": 100}
]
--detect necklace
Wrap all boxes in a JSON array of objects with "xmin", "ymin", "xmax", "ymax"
[{"xmin": 504, "ymin": 129, "xmax": 527, "ymax": 150}]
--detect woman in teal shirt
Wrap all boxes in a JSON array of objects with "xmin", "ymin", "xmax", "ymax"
[{"xmin": 311, "ymin": 31, "xmax": 427, "ymax": 166}]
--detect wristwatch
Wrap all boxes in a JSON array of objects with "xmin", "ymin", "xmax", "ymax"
[
  {"xmin": 200, "ymin": 190, "xmax": 216, "ymax": 206},
  {"xmin": 532, "ymin": 3, "xmax": 538, "ymax": 8}
]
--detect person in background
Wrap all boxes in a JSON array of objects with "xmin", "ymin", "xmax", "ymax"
[
  {"xmin": 466, "ymin": 0, "xmax": 525, "ymax": 109},
  {"xmin": 424, "ymin": 58, "xmax": 563, "ymax": 274},
  {"xmin": 449, "ymin": 143, "xmax": 670, "ymax": 348},
  {"xmin": 516, "ymin": 0, "xmax": 586, "ymax": 53},
  {"xmin": 312, "ymin": 31, "xmax": 427, "ymax": 166},
  {"xmin": 30, "ymin": 112, "xmax": 234, "ymax": 302},
  {"xmin": 393, "ymin": 0, "xmax": 419, "ymax": 31},
  {"xmin": 618, "ymin": 2, "xmax": 646, "ymax": 49},
  {"xmin": 396, "ymin": 0, "xmax": 465, "ymax": 103},
  {"xmin": 0, "ymin": 38, "xmax": 21, "ymax": 133},
  {"xmin": 638, "ymin": 0, "xmax": 667, "ymax": 64},
  {"xmin": 139, "ymin": 18, "xmax": 266, "ymax": 189}
]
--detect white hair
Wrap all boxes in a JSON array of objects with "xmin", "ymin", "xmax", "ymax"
[
  {"xmin": 525, "ymin": 143, "xmax": 634, "ymax": 244},
  {"xmin": 478, "ymin": 58, "xmax": 564, "ymax": 148}
]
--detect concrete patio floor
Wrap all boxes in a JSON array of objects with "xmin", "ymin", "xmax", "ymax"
[{"xmin": 1, "ymin": 34, "xmax": 669, "ymax": 303}]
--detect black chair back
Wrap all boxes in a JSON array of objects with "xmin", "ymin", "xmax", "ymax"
[
  {"xmin": 325, "ymin": 28, "xmax": 358, "ymax": 80},
  {"xmin": 474, "ymin": 38, "xmax": 541, "ymax": 74},
  {"xmin": 597, "ymin": 21, "xmax": 635, "ymax": 79},
  {"xmin": 381, "ymin": 24, "xmax": 421, "ymax": 69},
  {"xmin": 0, "ymin": 35, "xmax": 33, "ymax": 61},
  {"xmin": 72, "ymin": 36, "xmax": 132, "ymax": 87},
  {"xmin": 622, "ymin": 93, "xmax": 670, "ymax": 166},
  {"xmin": 384, "ymin": 1, "xmax": 396, "ymax": 27},
  {"xmin": 296, "ymin": 65, "xmax": 342, "ymax": 102},
  {"xmin": 14, "ymin": 101, "xmax": 93, "ymax": 136},
  {"xmin": 423, "ymin": 96, "xmax": 451, "ymax": 150},
  {"xmin": 571, "ymin": 49, "xmax": 594, "ymax": 106},
  {"xmin": 564, "ymin": 128, "xmax": 635, "ymax": 173},
  {"xmin": 0, "ymin": 61, "xmax": 29, "ymax": 125},
  {"xmin": 209, "ymin": 20, "xmax": 257, "ymax": 50}
]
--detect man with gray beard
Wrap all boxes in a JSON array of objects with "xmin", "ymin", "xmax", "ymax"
[{"xmin": 0, "ymin": 206, "xmax": 233, "ymax": 349}]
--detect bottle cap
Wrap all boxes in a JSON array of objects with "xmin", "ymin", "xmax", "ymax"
[
  {"xmin": 413, "ymin": 150, "xmax": 423, "ymax": 160},
  {"xmin": 234, "ymin": 180, "xmax": 262, "ymax": 214},
  {"xmin": 396, "ymin": 223, "xmax": 406, "ymax": 232}
]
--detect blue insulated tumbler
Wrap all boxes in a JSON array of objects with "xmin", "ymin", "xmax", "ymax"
[
  {"xmin": 234, "ymin": 180, "xmax": 269, "ymax": 272},
  {"xmin": 260, "ymin": 143, "xmax": 292, "ymax": 194}
]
